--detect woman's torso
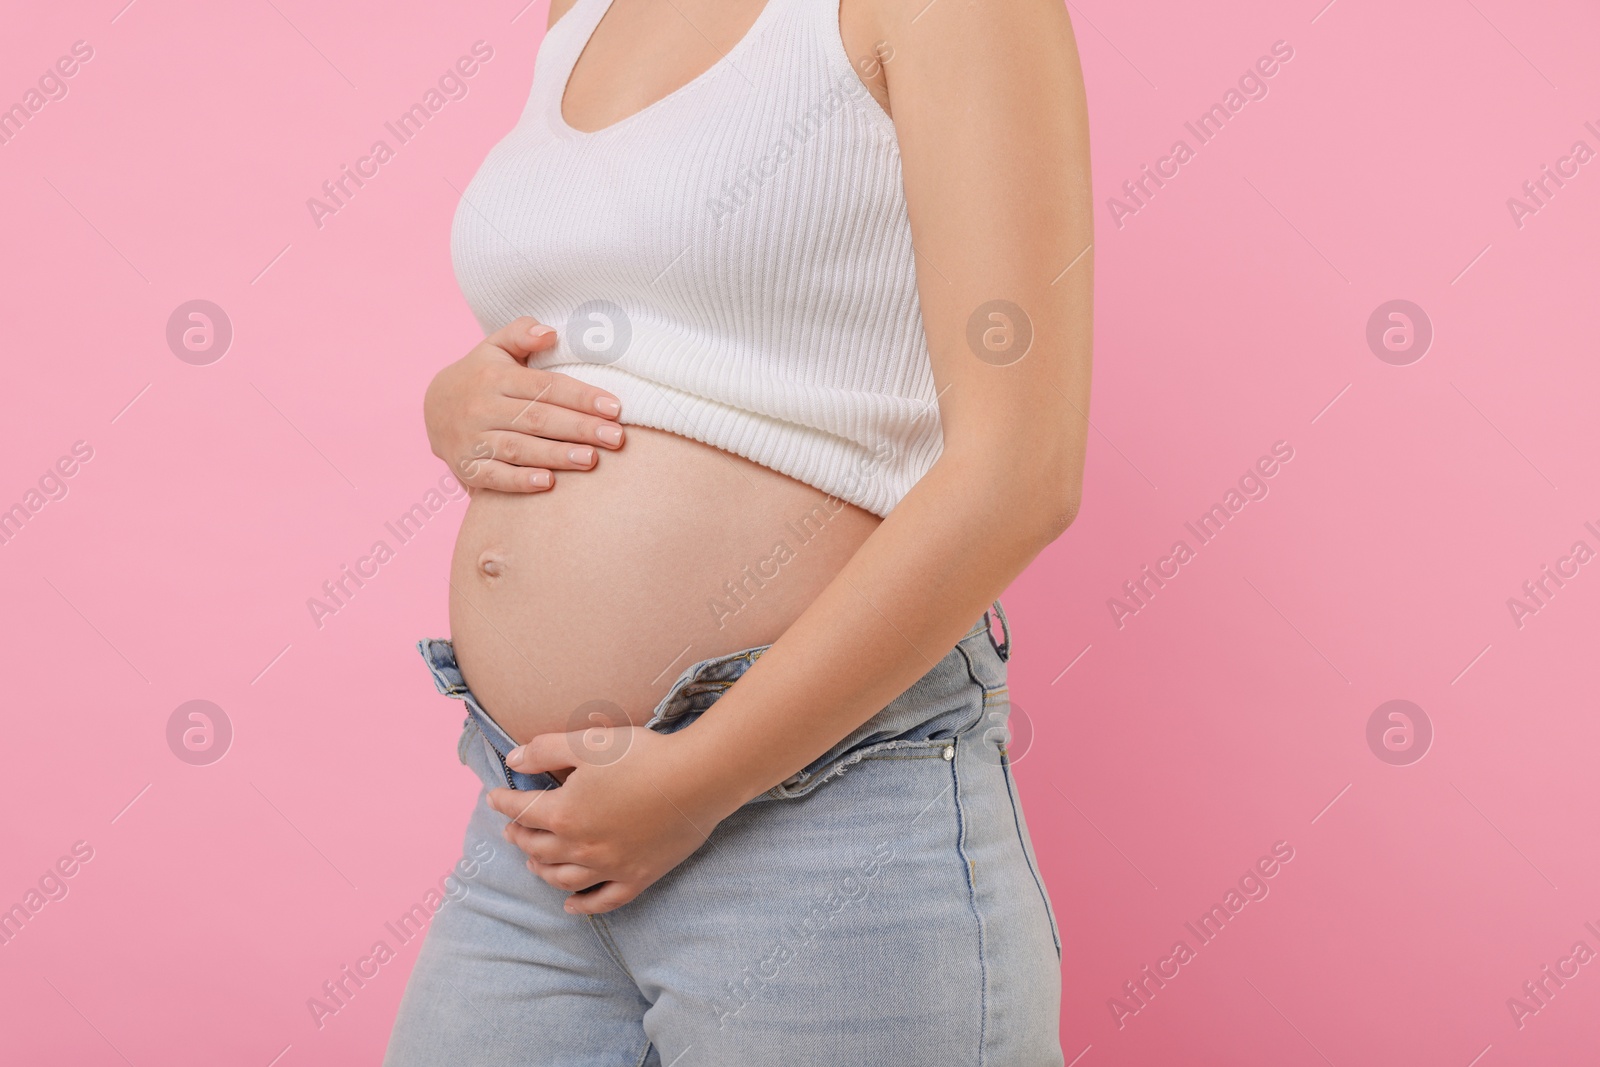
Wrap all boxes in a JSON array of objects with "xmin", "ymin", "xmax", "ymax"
[{"xmin": 449, "ymin": 0, "xmax": 912, "ymax": 744}]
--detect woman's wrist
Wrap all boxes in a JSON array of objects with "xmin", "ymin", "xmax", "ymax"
[{"xmin": 672, "ymin": 696, "xmax": 805, "ymax": 815}]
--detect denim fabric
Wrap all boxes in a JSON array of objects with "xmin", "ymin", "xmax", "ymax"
[{"xmin": 386, "ymin": 603, "xmax": 1063, "ymax": 1066}]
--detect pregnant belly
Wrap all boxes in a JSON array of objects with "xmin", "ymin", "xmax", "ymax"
[{"xmin": 448, "ymin": 426, "xmax": 880, "ymax": 746}]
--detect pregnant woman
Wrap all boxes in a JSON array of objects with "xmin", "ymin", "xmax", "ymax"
[{"xmin": 386, "ymin": 0, "xmax": 1092, "ymax": 1062}]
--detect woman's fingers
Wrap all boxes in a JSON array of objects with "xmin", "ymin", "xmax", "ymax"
[
  {"xmin": 501, "ymin": 820, "xmax": 568, "ymax": 862},
  {"xmin": 499, "ymin": 363, "xmax": 623, "ymax": 420},
  {"xmin": 487, "ymin": 788, "xmax": 551, "ymax": 826},
  {"xmin": 487, "ymin": 787, "xmax": 638, "ymax": 906},
  {"xmin": 481, "ymin": 431, "xmax": 600, "ymax": 471},
  {"xmin": 493, "ymin": 396, "xmax": 625, "ymax": 451},
  {"xmin": 454, "ymin": 428, "xmax": 613, "ymax": 491},
  {"xmin": 564, "ymin": 881, "xmax": 637, "ymax": 916},
  {"xmin": 527, "ymin": 860, "xmax": 604, "ymax": 894},
  {"xmin": 482, "ymin": 321, "xmax": 623, "ymax": 420},
  {"xmin": 483, "ymin": 316, "xmax": 560, "ymax": 364},
  {"xmin": 457, "ymin": 458, "xmax": 554, "ymax": 494}
]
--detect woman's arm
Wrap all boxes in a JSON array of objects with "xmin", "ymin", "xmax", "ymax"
[
  {"xmin": 491, "ymin": 0, "xmax": 1093, "ymax": 913},
  {"xmin": 676, "ymin": 0, "xmax": 1094, "ymax": 798}
]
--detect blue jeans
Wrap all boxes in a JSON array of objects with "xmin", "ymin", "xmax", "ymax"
[{"xmin": 386, "ymin": 604, "xmax": 1063, "ymax": 1066}]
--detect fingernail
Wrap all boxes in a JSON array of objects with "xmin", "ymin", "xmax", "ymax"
[
  {"xmin": 531, "ymin": 470, "xmax": 552, "ymax": 489},
  {"xmin": 567, "ymin": 446, "xmax": 594, "ymax": 465},
  {"xmin": 594, "ymin": 396, "xmax": 621, "ymax": 417},
  {"xmin": 564, "ymin": 902, "xmax": 577, "ymax": 914},
  {"xmin": 596, "ymin": 425, "xmax": 622, "ymax": 446},
  {"xmin": 529, "ymin": 324, "xmax": 554, "ymax": 339}
]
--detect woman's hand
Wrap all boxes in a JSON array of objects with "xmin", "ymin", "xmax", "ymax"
[
  {"xmin": 426, "ymin": 316, "xmax": 627, "ymax": 493},
  {"xmin": 485, "ymin": 727, "xmax": 743, "ymax": 914}
]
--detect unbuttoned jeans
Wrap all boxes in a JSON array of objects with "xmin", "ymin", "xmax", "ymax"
[{"xmin": 385, "ymin": 605, "xmax": 1063, "ymax": 1066}]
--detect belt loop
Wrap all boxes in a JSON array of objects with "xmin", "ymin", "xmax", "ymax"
[{"xmin": 987, "ymin": 599, "xmax": 1011, "ymax": 661}]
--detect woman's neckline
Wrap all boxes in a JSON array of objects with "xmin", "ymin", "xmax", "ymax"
[{"xmin": 551, "ymin": 0, "xmax": 784, "ymax": 139}]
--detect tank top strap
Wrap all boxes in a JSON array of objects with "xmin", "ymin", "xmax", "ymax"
[
  {"xmin": 520, "ymin": 0, "xmax": 615, "ymax": 122},
  {"xmin": 786, "ymin": 0, "xmax": 892, "ymax": 114},
  {"xmin": 548, "ymin": 0, "xmax": 618, "ymax": 67}
]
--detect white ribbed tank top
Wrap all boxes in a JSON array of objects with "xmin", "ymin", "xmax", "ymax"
[{"xmin": 451, "ymin": 0, "xmax": 938, "ymax": 517}]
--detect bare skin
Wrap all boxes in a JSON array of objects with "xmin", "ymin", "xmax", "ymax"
[
  {"xmin": 426, "ymin": 0, "xmax": 1094, "ymax": 914},
  {"xmin": 449, "ymin": 426, "xmax": 880, "ymax": 746}
]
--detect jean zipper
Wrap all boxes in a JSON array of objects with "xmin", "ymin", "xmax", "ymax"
[
  {"xmin": 468, "ymin": 703, "xmax": 520, "ymax": 790},
  {"xmin": 492, "ymin": 744, "xmax": 517, "ymax": 789}
]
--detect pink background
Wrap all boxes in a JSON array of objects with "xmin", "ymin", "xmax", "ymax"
[{"xmin": 3, "ymin": 0, "xmax": 1597, "ymax": 1063}]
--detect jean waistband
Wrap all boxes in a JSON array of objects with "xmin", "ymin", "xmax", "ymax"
[
  {"xmin": 416, "ymin": 637, "xmax": 552, "ymax": 790},
  {"xmin": 418, "ymin": 600, "xmax": 1012, "ymax": 795}
]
